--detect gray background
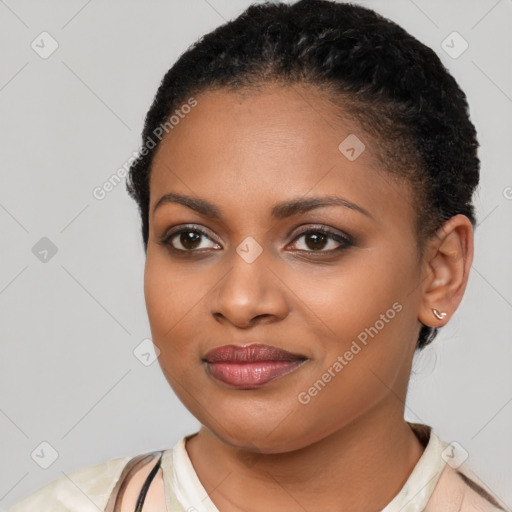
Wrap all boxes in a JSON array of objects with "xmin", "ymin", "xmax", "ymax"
[{"xmin": 1, "ymin": 0, "xmax": 511, "ymax": 509}]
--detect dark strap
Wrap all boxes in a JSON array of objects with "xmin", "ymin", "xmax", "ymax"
[
  {"xmin": 104, "ymin": 450, "xmax": 165, "ymax": 512},
  {"xmin": 135, "ymin": 452, "xmax": 163, "ymax": 512}
]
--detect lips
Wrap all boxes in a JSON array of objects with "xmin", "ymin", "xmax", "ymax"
[
  {"xmin": 204, "ymin": 343, "xmax": 306, "ymax": 363},
  {"xmin": 203, "ymin": 343, "xmax": 307, "ymax": 388}
]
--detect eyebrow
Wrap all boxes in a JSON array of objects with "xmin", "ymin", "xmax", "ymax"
[{"xmin": 152, "ymin": 192, "xmax": 373, "ymax": 220}]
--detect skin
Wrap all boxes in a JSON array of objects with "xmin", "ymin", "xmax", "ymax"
[{"xmin": 142, "ymin": 84, "xmax": 474, "ymax": 511}]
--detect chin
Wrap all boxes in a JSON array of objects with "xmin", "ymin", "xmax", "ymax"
[{"xmin": 198, "ymin": 410, "xmax": 325, "ymax": 455}]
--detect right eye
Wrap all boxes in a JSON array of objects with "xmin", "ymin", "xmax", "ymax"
[{"xmin": 160, "ymin": 225, "xmax": 221, "ymax": 253}]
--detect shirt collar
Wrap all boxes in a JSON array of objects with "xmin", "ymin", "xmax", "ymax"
[{"xmin": 164, "ymin": 422, "xmax": 449, "ymax": 512}]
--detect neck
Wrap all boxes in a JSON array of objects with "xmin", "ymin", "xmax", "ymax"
[{"xmin": 186, "ymin": 399, "xmax": 426, "ymax": 512}]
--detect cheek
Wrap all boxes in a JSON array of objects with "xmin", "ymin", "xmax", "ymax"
[
  {"xmin": 144, "ymin": 259, "xmax": 203, "ymax": 408},
  {"xmin": 302, "ymin": 247, "xmax": 417, "ymax": 387},
  {"xmin": 143, "ymin": 253, "xmax": 200, "ymax": 356},
  {"xmin": 299, "ymin": 250, "xmax": 411, "ymax": 340}
]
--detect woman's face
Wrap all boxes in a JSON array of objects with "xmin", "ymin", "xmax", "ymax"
[{"xmin": 144, "ymin": 85, "xmax": 426, "ymax": 453}]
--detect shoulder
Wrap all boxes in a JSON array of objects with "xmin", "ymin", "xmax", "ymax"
[
  {"xmin": 8, "ymin": 454, "xmax": 134, "ymax": 512},
  {"xmin": 426, "ymin": 462, "xmax": 506, "ymax": 511}
]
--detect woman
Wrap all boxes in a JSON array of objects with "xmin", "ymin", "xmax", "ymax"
[{"xmin": 9, "ymin": 0, "xmax": 506, "ymax": 510}]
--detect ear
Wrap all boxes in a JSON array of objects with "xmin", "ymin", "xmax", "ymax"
[{"xmin": 418, "ymin": 214, "xmax": 474, "ymax": 328}]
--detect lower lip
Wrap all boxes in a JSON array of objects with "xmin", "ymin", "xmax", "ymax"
[{"xmin": 205, "ymin": 360, "xmax": 305, "ymax": 388}]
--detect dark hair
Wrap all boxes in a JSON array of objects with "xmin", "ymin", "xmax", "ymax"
[{"xmin": 126, "ymin": 0, "xmax": 480, "ymax": 350}]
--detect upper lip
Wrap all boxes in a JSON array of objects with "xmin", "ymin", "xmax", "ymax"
[{"xmin": 203, "ymin": 343, "xmax": 307, "ymax": 363}]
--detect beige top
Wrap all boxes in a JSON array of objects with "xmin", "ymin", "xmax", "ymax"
[{"xmin": 8, "ymin": 423, "xmax": 505, "ymax": 511}]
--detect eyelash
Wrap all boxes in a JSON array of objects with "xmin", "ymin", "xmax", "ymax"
[{"xmin": 159, "ymin": 224, "xmax": 354, "ymax": 256}]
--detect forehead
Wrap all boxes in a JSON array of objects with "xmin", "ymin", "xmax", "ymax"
[
  {"xmin": 152, "ymin": 85, "xmax": 372, "ymax": 170},
  {"xmin": 148, "ymin": 86, "xmax": 412, "ymax": 226}
]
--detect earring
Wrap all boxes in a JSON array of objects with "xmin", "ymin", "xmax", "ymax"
[{"xmin": 432, "ymin": 308, "xmax": 447, "ymax": 320}]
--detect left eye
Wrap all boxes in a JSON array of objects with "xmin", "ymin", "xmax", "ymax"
[{"xmin": 288, "ymin": 228, "xmax": 351, "ymax": 252}]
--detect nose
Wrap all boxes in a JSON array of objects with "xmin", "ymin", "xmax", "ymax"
[{"xmin": 211, "ymin": 247, "xmax": 290, "ymax": 328}]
